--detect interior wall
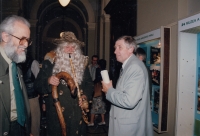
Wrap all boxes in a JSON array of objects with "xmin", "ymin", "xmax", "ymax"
[
  {"xmin": 178, "ymin": 0, "xmax": 200, "ymax": 20},
  {"xmin": 188, "ymin": 0, "xmax": 200, "ymax": 16},
  {"xmin": 177, "ymin": 0, "xmax": 188, "ymax": 20},
  {"xmin": 137, "ymin": 0, "xmax": 178, "ymax": 35}
]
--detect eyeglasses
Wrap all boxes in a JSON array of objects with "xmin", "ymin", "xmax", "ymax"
[{"xmin": 8, "ymin": 33, "xmax": 32, "ymax": 46}]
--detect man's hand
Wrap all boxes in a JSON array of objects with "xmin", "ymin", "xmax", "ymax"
[
  {"xmin": 101, "ymin": 80, "xmax": 113, "ymax": 94},
  {"xmin": 48, "ymin": 75, "xmax": 59, "ymax": 86},
  {"xmin": 79, "ymin": 95, "xmax": 89, "ymax": 112},
  {"xmin": 79, "ymin": 95, "xmax": 87, "ymax": 107}
]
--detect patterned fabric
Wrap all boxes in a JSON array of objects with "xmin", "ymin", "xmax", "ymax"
[{"xmin": 91, "ymin": 96, "xmax": 106, "ymax": 114}]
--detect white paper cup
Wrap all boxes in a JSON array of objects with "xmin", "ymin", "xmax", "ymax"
[{"xmin": 101, "ymin": 70, "xmax": 110, "ymax": 83}]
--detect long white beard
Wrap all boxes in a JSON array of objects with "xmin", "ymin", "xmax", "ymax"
[
  {"xmin": 4, "ymin": 41, "xmax": 26, "ymax": 63},
  {"xmin": 53, "ymin": 52, "xmax": 85, "ymax": 84}
]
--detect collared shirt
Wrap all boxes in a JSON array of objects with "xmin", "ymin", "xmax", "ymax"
[
  {"xmin": 0, "ymin": 46, "xmax": 17, "ymax": 121},
  {"xmin": 89, "ymin": 64, "xmax": 98, "ymax": 81},
  {"xmin": 31, "ymin": 60, "xmax": 40, "ymax": 78},
  {"xmin": 122, "ymin": 54, "xmax": 133, "ymax": 69}
]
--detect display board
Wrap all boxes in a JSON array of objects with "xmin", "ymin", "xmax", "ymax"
[
  {"xmin": 176, "ymin": 12, "xmax": 200, "ymax": 136},
  {"xmin": 194, "ymin": 33, "xmax": 200, "ymax": 136},
  {"xmin": 135, "ymin": 27, "xmax": 170, "ymax": 133}
]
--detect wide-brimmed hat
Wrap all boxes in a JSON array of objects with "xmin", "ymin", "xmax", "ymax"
[{"xmin": 53, "ymin": 31, "xmax": 85, "ymax": 46}]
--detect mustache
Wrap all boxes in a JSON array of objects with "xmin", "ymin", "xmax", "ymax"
[
  {"xmin": 4, "ymin": 42, "xmax": 27, "ymax": 63},
  {"xmin": 18, "ymin": 45, "xmax": 27, "ymax": 51}
]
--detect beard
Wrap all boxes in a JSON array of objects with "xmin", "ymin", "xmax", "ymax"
[
  {"xmin": 4, "ymin": 40, "xmax": 27, "ymax": 63},
  {"xmin": 53, "ymin": 48, "xmax": 85, "ymax": 84}
]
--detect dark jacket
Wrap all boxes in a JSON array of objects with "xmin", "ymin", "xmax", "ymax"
[
  {"xmin": 34, "ymin": 59, "xmax": 93, "ymax": 136},
  {"xmin": 0, "ymin": 53, "xmax": 31, "ymax": 136}
]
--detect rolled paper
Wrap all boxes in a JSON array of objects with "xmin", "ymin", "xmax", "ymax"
[{"xmin": 101, "ymin": 70, "xmax": 110, "ymax": 83}]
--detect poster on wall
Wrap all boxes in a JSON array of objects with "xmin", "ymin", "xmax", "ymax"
[
  {"xmin": 150, "ymin": 46, "xmax": 161, "ymax": 64},
  {"xmin": 150, "ymin": 65, "xmax": 160, "ymax": 85}
]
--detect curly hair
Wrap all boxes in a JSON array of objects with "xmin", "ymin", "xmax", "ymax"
[{"xmin": 53, "ymin": 42, "xmax": 85, "ymax": 84}]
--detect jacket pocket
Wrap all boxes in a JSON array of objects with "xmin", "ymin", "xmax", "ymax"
[
  {"xmin": 0, "ymin": 74, "xmax": 9, "ymax": 90},
  {"xmin": 118, "ymin": 117, "xmax": 139, "ymax": 124}
]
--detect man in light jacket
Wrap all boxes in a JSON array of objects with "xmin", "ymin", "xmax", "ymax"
[{"xmin": 102, "ymin": 36, "xmax": 153, "ymax": 136}]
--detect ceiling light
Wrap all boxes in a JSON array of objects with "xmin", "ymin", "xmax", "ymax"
[{"xmin": 59, "ymin": 0, "xmax": 70, "ymax": 7}]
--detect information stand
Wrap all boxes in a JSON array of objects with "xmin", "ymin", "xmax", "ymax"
[{"xmin": 135, "ymin": 27, "xmax": 170, "ymax": 133}]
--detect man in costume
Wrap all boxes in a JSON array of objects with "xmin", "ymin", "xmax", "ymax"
[
  {"xmin": 34, "ymin": 31, "xmax": 93, "ymax": 136},
  {"xmin": 0, "ymin": 15, "xmax": 32, "ymax": 136}
]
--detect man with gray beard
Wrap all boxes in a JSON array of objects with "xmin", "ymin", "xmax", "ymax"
[
  {"xmin": 0, "ymin": 15, "xmax": 32, "ymax": 136},
  {"xmin": 34, "ymin": 31, "xmax": 93, "ymax": 136}
]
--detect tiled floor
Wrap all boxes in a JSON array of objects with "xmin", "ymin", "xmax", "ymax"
[
  {"xmin": 40, "ymin": 112, "xmax": 109, "ymax": 136},
  {"xmin": 87, "ymin": 113, "xmax": 109, "ymax": 136},
  {"xmin": 40, "ymin": 101, "xmax": 111, "ymax": 136},
  {"xmin": 87, "ymin": 126, "xmax": 108, "ymax": 136}
]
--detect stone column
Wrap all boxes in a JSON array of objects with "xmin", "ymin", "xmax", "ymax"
[
  {"xmin": 87, "ymin": 22, "xmax": 96, "ymax": 59},
  {"xmin": 82, "ymin": 28, "xmax": 87, "ymax": 55},
  {"xmin": 101, "ymin": 13, "xmax": 110, "ymax": 70},
  {"xmin": 29, "ymin": 19, "xmax": 38, "ymax": 59}
]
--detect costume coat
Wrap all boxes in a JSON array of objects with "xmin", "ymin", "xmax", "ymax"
[
  {"xmin": 34, "ymin": 59, "xmax": 93, "ymax": 136},
  {"xmin": 106, "ymin": 55, "xmax": 153, "ymax": 136},
  {"xmin": 0, "ymin": 53, "xmax": 31, "ymax": 136}
]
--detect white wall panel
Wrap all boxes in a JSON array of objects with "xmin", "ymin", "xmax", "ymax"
[{"xmin": 176, "ymin": 32, "xmax": 197, "ymax": 136}]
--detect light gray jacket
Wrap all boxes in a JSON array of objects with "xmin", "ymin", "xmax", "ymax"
[{"xmin": 106, "ymin": 55, "xmax": 153, "ymax": 136}]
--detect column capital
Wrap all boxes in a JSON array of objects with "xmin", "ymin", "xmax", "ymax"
[
  {"xmin": 87, "ymin": 22, "xmax": 96, "ymax": 30},
  {"xmin": 101, "ymin": 14, "xmax": 110, "ymax": 23}
]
